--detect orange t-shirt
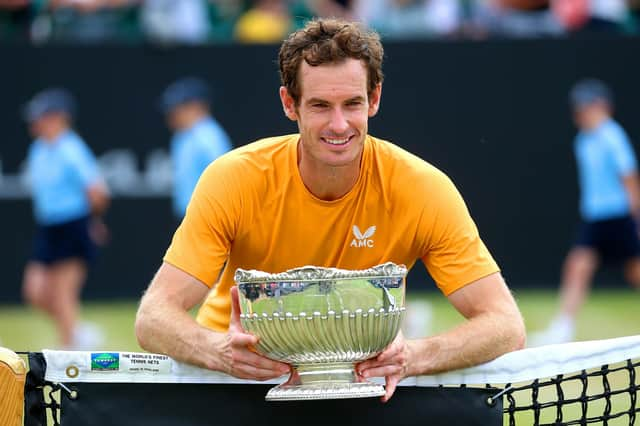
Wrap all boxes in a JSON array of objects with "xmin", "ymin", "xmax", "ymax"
[{"xmin": 164, "ymin": 134, "xmax": 499, "ymax": 331}]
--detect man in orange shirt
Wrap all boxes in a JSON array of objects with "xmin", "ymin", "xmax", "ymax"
[{"xmin": 135, "ymin": 18, "xmax": 525, "ymax": 402}]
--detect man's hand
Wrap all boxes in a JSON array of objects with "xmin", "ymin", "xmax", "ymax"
[
  {"xmin": 89, "ymin": 217, "xmax": 110, "ymax": 246},
  {"xmin": 357, "ymin": 331, "xmax": 413, "ymax": 402},
  {"xmin": 357, "ymin": 273, "xmax": 525, "ymax": 404},
  {"xmin": 218, "ymin": 286, "xmax": 290, "ymax": 380},
  {"xmin": 136, "ymin": 263, "xmax": 289, "ymax": 382}
]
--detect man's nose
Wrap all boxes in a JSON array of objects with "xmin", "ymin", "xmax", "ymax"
[{"xmin": 328, "ymin": 108, "xmax": 349, "ymax": 134}]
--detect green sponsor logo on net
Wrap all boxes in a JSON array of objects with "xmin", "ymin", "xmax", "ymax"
[{"xmin": 91, "ymin": 353, "xmax": 120, "ymax": 371}]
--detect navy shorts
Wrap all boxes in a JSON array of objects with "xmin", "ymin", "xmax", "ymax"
[
  {"xmin": 575, "ymin": 215, "xmax": 640, "ymax": 263},
  {"xmin": 31, "ymin": 216, "xmax": 97, "ymax": 265}
]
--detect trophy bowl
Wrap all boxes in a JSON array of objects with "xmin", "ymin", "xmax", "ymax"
[{"xmin": 235, "ymin": 262, "xmax": 407, "ymax": 401}]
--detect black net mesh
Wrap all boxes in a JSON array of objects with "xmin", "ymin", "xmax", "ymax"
[{"xmin": 502, "ymin": 359, "xmax": 640, "ymax": 425}]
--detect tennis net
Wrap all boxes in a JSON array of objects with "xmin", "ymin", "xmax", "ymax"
[{"xmin": 17, "ymin": 334, "xmax": 640, "ymax": 425}]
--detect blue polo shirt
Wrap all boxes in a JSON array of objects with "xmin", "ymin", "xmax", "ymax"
[
  {"xmin": 27, "ymin": 130, "xmax": 101, "ymax": 225},
  {"xmin": 171, "ymin": 117, "xmax": 232, "ymax": 217},
  {"xmin": 575, "ymin": 118, "xmax": 637, "ymax": 221}
]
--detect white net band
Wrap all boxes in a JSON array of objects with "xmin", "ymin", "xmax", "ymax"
[{"xmin": 42, "ymin": 334, "xmax": 640, "ymax": 386}]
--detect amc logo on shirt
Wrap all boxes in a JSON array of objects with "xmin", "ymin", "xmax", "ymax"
[{"xmin": 350, "ymin": 225, "xmax": 376, "ymax": 248}]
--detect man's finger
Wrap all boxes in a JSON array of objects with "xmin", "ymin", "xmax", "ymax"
[
  {"xmin": 356, "ymin": 358, "xmax": 385, "ymax": 374},
  {"xmin": 359, "ymin": 364, "xmax": 403, "ymax": 379},
  {"xmin": 374, "ymin": 344, "xmax": 401, "ymax": 362},
  {"xmin": 357, "ymin": 347, "xmax": 402, "ymax": 373},
  {"xmin": 234, "ymin": 349, "xmax": 290, "ymax": 373},
  {"xmin": 230, "ymin": 331, "xmax": 259, "ymax": 347},
  {"xmin": 232, "ymin": 362, "xmax": 290, "ymax": 381},
  {"xmin": 230, "ymin": 286, "xmax": 242, "ymax": 327},
  {"xmin": 381, "ymin": 375, "xmax": 400, "ymax": 403}
]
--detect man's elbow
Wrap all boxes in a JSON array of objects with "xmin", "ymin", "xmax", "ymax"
[{"xmin": 134, "ymin": 306, "xmax": 152, "ymax": 351}]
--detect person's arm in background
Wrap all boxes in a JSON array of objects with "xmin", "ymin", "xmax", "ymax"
[
  {"xmin": 69, "ymin": 135, "xmax": 111, "ymax": 245},
  {"xmin": 86, "ymin": 181, "xmax": 110, "ymax": 215},
  {"xmin": 623, "ymin": 172, "xmax": 640, "ymax": 223},
  {"xmin": 608, "ymin": 124, "xmax": 640, "ymax": 222},
  {"xmin": 135, "ymin": 262, "xmax": 290, "ymax": 379},
  {"xmin": 358, "ymin": 271, "xmax": 525, "ymax": 402},
  {"xmin": 86, "ymin": 180, "xmax": 110, "ymax": 245}
]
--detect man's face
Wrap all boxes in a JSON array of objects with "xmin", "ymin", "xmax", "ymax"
[
  {"xmin": 167, "ymin": 101, "xmax": 208, "ymax": 131},
  {"xmin": 572, "ymin": 100, "xmax": 609, "ymax": 130},
  {"xmin": 167, "ymin": 103, "xmax": 190, "ymax": 131},
  {"xmin": 280, "ymin": 58, "xmax": 381, "ymax": 169},
  {"xmin": 29, "ymin": 112, "xmax": 68, "ymax": 141}
]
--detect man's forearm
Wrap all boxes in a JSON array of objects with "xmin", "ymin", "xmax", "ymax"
[
  {"xmin": 135, "ymin": 295, "xmax": 228, "ymax": 372},
  {"xmin": 136, "ymin": 266, "xmax": 290, "ymax": 381},
  {"xmin": 408, "ymin": 310, "xmax": 525, "ymax": 376}
]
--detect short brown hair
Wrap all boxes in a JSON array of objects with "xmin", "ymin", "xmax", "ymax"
[{"xmin": 278, "ymin": 18, "xmax": 384, "ymax": 105}]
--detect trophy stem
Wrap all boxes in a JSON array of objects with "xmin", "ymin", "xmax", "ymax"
[
  {"xmin": 265, "ymin": 363, "xmax": 385, "ymax": 402},
  {"xmin": 296, "ymin": 362, "xmax": 356, "ymax": 385}
]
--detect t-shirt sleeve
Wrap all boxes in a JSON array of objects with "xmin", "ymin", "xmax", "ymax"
[
  {"xmin": 68, "ymin": 138, "xmax": 101, "ymax": 187},
  {"xmin": 608, "ymin": 127, "xmax": 637, "ymax": 177},
  {"xmin": 419, "ymin": 172, "xmax": 499, "ymax": 296},
  {"xmin": 210, "ymin": 125, "xmax": 233, "ymax": 159},
  {"xmin": 193, "ymin": 125, "xmax": 233, "ymax": 181},
  {"xmin": 163, "ymin": 157, "xmax": 240, "ymax": 286}
]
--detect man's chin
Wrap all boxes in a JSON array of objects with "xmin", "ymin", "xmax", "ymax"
[{"xmin": 321, "ymin": 154, "xmax": 361, "ymax": 169}]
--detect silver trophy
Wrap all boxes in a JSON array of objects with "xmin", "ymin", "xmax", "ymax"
[{"xmin": 235, "ymin": 262, "xmax": 407, "ymax": 401}]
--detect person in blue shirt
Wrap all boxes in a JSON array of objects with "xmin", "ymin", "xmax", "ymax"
[
  {"xmin": 21, "ymin": 88, "xmax": 110, "ymax": 349},
  {"xmin": 530, "ymin": 79, "xmax": 640, "ymax": 346},
  {"xmin": 160, "ymin": 77, "xmax": 233, "ymax": 219}
]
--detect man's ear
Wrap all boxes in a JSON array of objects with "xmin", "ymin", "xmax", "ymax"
[
  {"xmin": 368, "ymin": 83, "xmax": 382, "ymax": 117},
  {"xmin": 279, "ymin": 86, "xmax": 298, "ymax": 121}
]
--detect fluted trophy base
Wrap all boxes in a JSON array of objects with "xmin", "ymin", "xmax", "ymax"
[
  {"xmin": 265, "ymin": 363, "xmax": 384, "ymax": 401},
  {"xmin": 266, "ymin": 382, "xmax": 385, "ymax": 401}
]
